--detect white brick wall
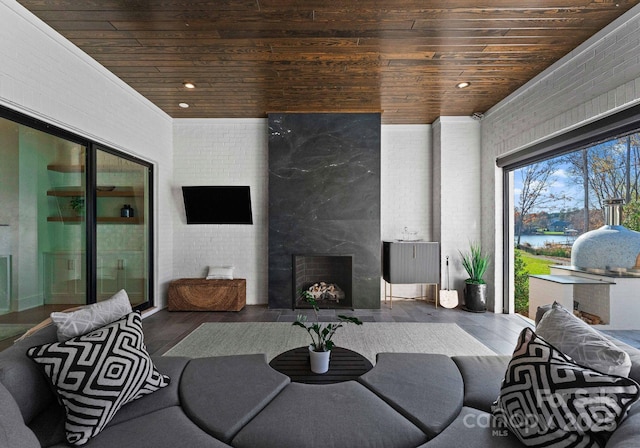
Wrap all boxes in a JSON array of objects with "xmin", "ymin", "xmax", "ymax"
[
  {"xmin": 172, "ymin": 119, "xmax": 269, "ymax": 305},
  {"xmin": 381, "ymin": 124, "xmax": 432, "ymax": 299},
  {"xmin": 481, "ymin": 5, "xmax": 640, "ymax": 312},
  {"xmin": 433, "ymin": 117, "xmax": 482, "ymax": 297},
  {"xmin": 381, "ymin": 125, "xmax": 432, "ymax": 242},
  {"xmin": 173, "ymin": 121, "xmax": 433, "ymax": 305},
  {"xmin": 0, "ymin": 1, "xmax": 174, "ymax": 309}
]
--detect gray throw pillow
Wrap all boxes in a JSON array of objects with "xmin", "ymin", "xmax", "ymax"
[
  {"xmin": 50, "ymin": 289, "xmax": 132, "ymax": 341},
  {"xmin": 536, "ymin": 302, "xmax": 632, "ymax": 377}
]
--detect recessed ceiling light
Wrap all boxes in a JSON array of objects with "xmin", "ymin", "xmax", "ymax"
[
  {"xmin": 183, "ymin": 82, "xmax": 196, "ymax": 89},
  {"xmin": 456, "ymin": 82, "xmax": 471, "ymax": 89},
  {"xmin": 179, "ymin": 102, "xmax": 189, "ymax": 108}
]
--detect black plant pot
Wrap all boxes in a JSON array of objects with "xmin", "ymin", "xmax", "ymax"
[{"xmin": 463, "ymin": 282, "xmax": 487, "ymax": 313}]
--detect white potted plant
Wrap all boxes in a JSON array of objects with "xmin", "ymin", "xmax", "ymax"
[{"xmin": 292, "ymin": 290, "xmax": 362, "ymax": 373}]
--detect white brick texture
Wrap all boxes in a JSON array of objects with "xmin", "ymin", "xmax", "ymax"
[
  {"xmin": 172, "ymin": 119, "xmax": 269, "ymax": 305},
  {"xmin": 433, "ymin": 117, "xmax": 483, "ymax": 298},
  {"xmin": 381, "ymin": 124, "xmax": 432, "ymax": 299}
]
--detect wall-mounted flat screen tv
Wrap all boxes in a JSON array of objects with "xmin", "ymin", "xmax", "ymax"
[{"xmin": 182, "ymin": 186, "xmax": 253, "ymax": 224}]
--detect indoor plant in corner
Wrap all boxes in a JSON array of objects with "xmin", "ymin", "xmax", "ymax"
[
  {"xmin": 459, "ymin": 241, "xmax": 490, "ymax": 313},
  {"xmin": 293, "ymin": 291, "xmax": 362, "ymax": 374}
]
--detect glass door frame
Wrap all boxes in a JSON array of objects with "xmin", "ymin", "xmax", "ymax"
[
  {"xmin": 0, "ymin": 104, "xmax": 154, "ymax": 311},
  {"xmin": 89, "ymin": 145, "xmax": 154, "ymax": 309}
]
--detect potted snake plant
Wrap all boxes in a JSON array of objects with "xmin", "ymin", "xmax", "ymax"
[
  {"xmin": 292, "ymin": 290, "xmax": 362, "ymax": 373},
  {"xmin": 459, "ymin": 241, "xmax": 490, "ymax": 313}
]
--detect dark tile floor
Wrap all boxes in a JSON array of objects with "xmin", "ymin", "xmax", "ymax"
[{"xmin": 142, "ymin": 300, "xmax": 536, "ymax": 357}]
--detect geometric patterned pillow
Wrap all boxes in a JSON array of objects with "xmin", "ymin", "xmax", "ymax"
[
  {"xmin": 492, "ymin": 328, "xmax": 639, "ymax": 448},
  {"xmin": 26, "ymin": 312, "xmax": 170, "ymax": 446},
  {"xmin": 50, "ymin": 289, "xmax": 133, "ymax": 342}
]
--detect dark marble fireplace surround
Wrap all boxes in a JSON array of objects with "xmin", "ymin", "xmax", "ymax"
[{"xmin": 268, "ymin": 113, "xmax": 381, "ymax": 309}]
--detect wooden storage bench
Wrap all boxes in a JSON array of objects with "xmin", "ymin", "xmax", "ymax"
[{"xmin": 168, "ymin": 278, "xmax": 246, "ymax": 311}]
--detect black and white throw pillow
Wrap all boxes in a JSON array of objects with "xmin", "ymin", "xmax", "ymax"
[
  {"xmin": 27, "ymin": 312, "xmax": 170, "ymax": 446},
  {"xmin": 492, "ymin": 327, "xmax": 639, "ymax": 448}
]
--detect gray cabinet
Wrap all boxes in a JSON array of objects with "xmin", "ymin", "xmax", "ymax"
[
  {"xmin": 382, "ymin": 241, "xmax": 440, "ymax": 308},
  {"xmin": 383, "ymin": 241, "xmax": 440, "ymax": 284}
]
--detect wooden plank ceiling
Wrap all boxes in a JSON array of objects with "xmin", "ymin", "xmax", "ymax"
[{"xmin": 17, "ymin": 0, "xmax": 638, "ymax": 124}]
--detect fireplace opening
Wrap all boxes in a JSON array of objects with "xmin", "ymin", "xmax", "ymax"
[{"xmin": 293, "ymin": 255, "xmax": 353, "ymax": 309}]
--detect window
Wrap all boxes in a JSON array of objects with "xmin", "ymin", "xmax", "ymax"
[{"xmin": 499, "ymin": 104, "xmax": 640, "ymax": 316}]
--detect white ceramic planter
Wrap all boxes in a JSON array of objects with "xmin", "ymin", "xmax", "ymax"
[{"xmin": 308, "ymin": 345, "xmax": 331, "ymax": 374}]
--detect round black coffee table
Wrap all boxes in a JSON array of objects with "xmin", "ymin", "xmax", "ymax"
[{"xmin": 269, "ymin": 346, "xmax": 373, "ymax": 384}]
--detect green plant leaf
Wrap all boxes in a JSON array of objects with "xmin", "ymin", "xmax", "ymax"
[
  {"xmin": 459, "ymin": 241, "xmax": 490, "ymax": 283},
  {"xmin": 292, "ymin": 288, "xmax": 364, "ymax": 351},
  {"xmin": 337, "ymin": 315, "xmax": 363, "ymax": 325}
]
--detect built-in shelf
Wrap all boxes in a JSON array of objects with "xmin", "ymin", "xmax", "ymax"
[
  {"xmin": 47, "ymin": 216, "xmax": 141, "ymax": 224},
  {"xmin": 47, "ymin": 188, "xmax": 143, "ymax": 197},
  {"xmin": 47, "ymin": 164, "xmax": 142, "ymax": 173},
  {"xmin": 47, "ymin": 164, "xmax": 85, "ymax": 173}
]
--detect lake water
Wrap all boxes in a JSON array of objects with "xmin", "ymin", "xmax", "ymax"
[{"xmin": 517, "ymin": 234, "xmax": 577, "ymax": 248}]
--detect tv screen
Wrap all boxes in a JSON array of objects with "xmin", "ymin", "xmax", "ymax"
[{"xmin": 182, "ymin": 186, "xmax": 253, "ymax": 224}]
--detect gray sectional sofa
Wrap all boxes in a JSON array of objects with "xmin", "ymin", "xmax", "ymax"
[{"xmin": 1, "ymin": 320, "xmax": 640, "ymax": 448}]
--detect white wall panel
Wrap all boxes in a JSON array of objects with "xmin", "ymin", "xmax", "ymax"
[{"xmin": 0, "ymin": 1, "xmax": 174, "ymax": 309}]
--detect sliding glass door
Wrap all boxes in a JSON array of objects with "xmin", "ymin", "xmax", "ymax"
[
  {"xmin": 0, "ymin": 115, "xmax": 88, "ymax": 341},
  {"xmin": 95, "ymin": 148, "xmax": 152, "ymax": 307},
  {"xmin": 0, "ymin": 108, "xmax": 153, "ymax": 346}
]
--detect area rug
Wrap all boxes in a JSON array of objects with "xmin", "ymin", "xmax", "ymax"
[{"xmin": 163, "ymin": 322, "xmax": 495, "ymax": 363}]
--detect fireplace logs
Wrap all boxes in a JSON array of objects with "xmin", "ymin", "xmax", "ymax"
[{"xmin": 307, "ymin": 282, "xmax": 345, "ymax": 303}]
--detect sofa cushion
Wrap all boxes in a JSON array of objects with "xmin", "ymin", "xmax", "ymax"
[
  {"xmin": 27, "ymin": 312, "xmax": 170, "ymax": 446},
  {"xmin": 604, "ymin": 404, "xmax": 640, "ymax": 448},
  {"xmin": 27, "ymin": 401, "xmax": 66, "ymax": 447},
  {"xmin": 359, "ymin": 353, "xmax": 463, "ymax": 438},
  {"xmin": 232, "ymin": 381, "xmax": 428, "ymax": 448},
  {"xmin": 537, "ymin": 302, "xmax": 632, "ymax": 377},
  {"xmin": 27, "ymin": 357, "xmax": 190, "ymax": 447},
  {"xmin": 492, "ymin": 328, "xmax": 640, "ymax": 447},
  {"xmin": 604, "ymin": 335, "xmax": 640, "ymax": 385},
  {"xmin": 46, "ymin": 407, "xmax": 231, "ymax": 448},
  {"xmin": 109, "ymin": 356, "xmax": 189, "ymax": 426},
  {"xmin": 180, "ymin": 355, "xmax": 289, "ymax": 443},
  {"xmin": 452, "ymin": 355, "xmax": 511, "ymax": 413},
  {"xmin": 418, "ymin": 407, "xmax": 522, "ymax": 448},
  {"xmin": 0, "ymin": 380, "xmax": 40, "ymax": 448},
  {"xmin": 534, "ymin": 303, "xmax": 552, "ymax": 325},
  {"xmin": 0, "ymin": 324, "xmax": 58, "ymax": 423},
  {"xmin": 50, "ymin": 289, "xmax": 132, "ymax": 342}
]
